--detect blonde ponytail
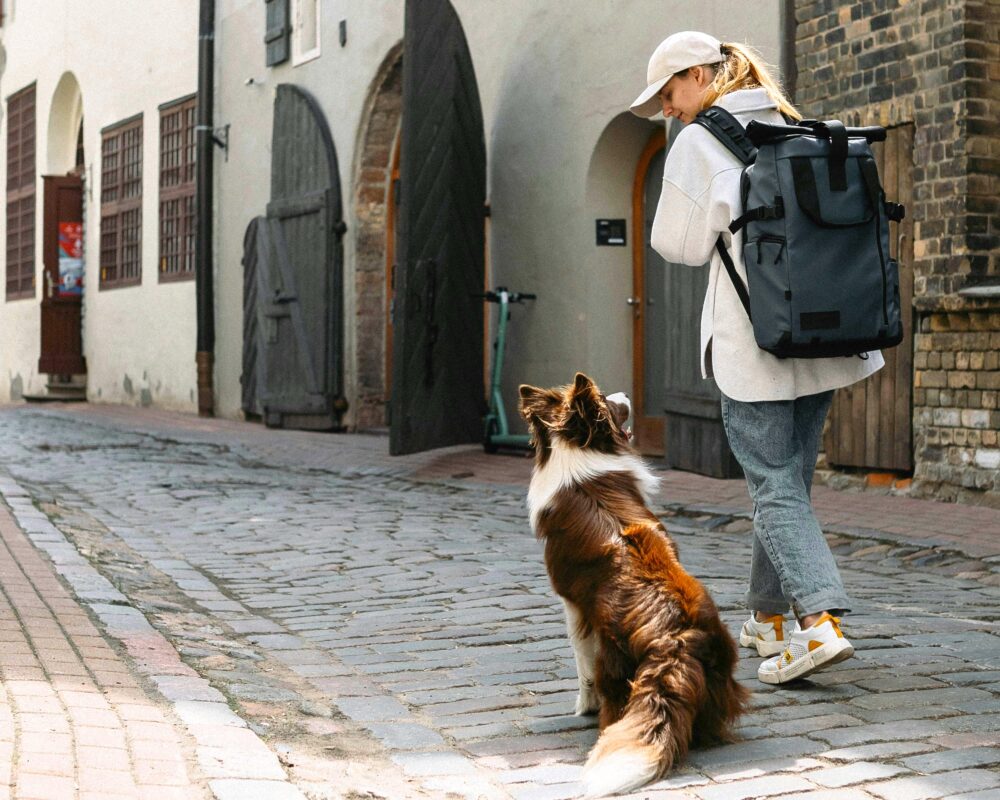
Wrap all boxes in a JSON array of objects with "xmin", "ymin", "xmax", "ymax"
[{"xmin": 700, "ymin": 41, "xmax": 801, "ymax": 121}]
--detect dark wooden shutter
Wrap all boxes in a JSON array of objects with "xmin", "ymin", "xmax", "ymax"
[
  {"xmin": 255, "ymin": 84, "xmax": 345, "ymax": 430},
  {"xmin": 825, "ymin": 124, "xmax": 915, "ymax": 471},
  {"xmin": 6, "ymin": 83, "xmax": 36, "ymax": 300},
  {"xmin": 390, "ymin": 0, "xmax": 486, "ymax": 455},
  {"xmin": 264, "ymin": 0, "xmax": 291, "ymax": 67}
]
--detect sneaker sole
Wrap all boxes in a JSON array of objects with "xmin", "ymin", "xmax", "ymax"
[
  {"xmin": 757, "ymin": 639, "xmax": 855, "ymax": 685},
  {"xmin": 739, "ymin": 630, "xmax": 785, "ymax": 657}
]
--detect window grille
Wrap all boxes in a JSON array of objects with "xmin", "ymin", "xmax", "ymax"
[
  {"xmin": 100, "ymin": 115, "xmax": 143, "ymax": 288},
  {"xmin": 158, "ymin": 95, "xmax": 196, "ymax": 281},
  {"xmin": 5, "ymin": 83, "xmax": 36, "ymax": 300}
]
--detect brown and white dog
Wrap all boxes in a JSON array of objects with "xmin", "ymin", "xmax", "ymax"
[{"xmin": 519, "ymin": 373, "xmax": 748, "ymax": 797}]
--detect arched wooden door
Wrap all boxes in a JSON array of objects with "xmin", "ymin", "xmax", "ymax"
[
  {"xmin": 252, "ymin": 84, "xmax": 346, "ymax": 430},
  {"xmin": 633, "ymin": 125, "xmax": 740, "ymax": 477},
  {"xmin": 390, "ymin": 0, "xmax": 486, "ymax": 455}
]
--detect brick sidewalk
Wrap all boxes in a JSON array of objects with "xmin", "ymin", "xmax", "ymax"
[
  {"xmin": 0, "ymin": 502, "xmax": 207, "ymax": 800},
  {"xmin": 24, "ymin": 402, "xmax": 1000, "ymax": 561}
]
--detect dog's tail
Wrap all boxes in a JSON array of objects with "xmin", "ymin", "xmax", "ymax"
[{"xmin": 580, "ymin": 644, "xmax": 704, "ymax": 798}]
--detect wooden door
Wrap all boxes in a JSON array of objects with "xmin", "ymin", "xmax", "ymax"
[
  {"xmin": 824, "ymin": 124, "xmax": 915, "ymax": 471},
  {"xmin": 634, "ymin": 126, "xmax": 740, "ymax": 477},
  {"xmin": 631, "ymin": 130, "xmax": 666, "ymax": 455},
  {"xmin": 390, "ymin": 0, "xmax": 486, "ymax": 455},
  {"xmin": 39, "ymin": 175, "xmax": 86, "ymax": 375},
  {"xmin": 240, "ymin": 217, "xmax": 262, "ymax": 417},
  {"xmin": 255, "ymin": 84, "xmax": 346, "ymax": 430}
]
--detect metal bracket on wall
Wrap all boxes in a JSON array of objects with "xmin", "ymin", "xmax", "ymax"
[{"xmin": 197, "ymin": 123, "xmax": 231, "ymax": 162}]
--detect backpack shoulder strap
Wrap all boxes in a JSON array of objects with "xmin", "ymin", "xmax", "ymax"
[
  {"xmin": 715, "ymin": 237, "xmax": 752, "ymax": 322},
  {"xmin": 692, "ymin": 106, "xmax": 757, "ymax": 166}
]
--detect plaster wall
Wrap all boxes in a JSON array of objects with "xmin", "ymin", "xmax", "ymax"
[
  {"xmin": 0, "ymin": 0, "xmax": 198, "ymax": 408},
  {"xmin": 214, "ymin": 1, "xmax": 783, "ymax": 428}
]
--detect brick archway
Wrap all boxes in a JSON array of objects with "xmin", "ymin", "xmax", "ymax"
[{"xmin": 353, "ymin": 45, "xmax": 402, "ymax": 429}]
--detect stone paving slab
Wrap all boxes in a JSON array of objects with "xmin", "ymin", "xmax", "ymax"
[{"xmin": 0, "ymin": 406, "xmax": 997, "ymax": 799}]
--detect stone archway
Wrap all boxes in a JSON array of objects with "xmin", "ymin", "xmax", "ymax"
[
  {"xmin": 47, "ymin": 72, "xmax": 84, "ymax": 175},
  {"xmin": 353, "ymin": 43, "xmax": 402, "ymax": 429}
]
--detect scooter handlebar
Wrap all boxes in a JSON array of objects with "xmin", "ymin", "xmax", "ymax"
[{"xmin": 471, "ymin": 289, "xmax": 537, "ymax": 304}]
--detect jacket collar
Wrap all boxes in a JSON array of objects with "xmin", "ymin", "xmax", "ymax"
[{"xmin": 715, "ymin": 88, "xmax": 778, "ymax": 115}]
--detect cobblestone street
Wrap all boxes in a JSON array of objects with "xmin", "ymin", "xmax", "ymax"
[{"xmin": 0, "ymin": 404, "xmax": 998, "ymax": 800}]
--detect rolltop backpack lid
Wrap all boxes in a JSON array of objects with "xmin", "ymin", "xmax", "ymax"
[{"xmin": 691, "ymin": 106, "xmax": 906, "ymax": 360}]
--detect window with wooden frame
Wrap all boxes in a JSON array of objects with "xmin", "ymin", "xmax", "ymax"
[
  {"xmin": 100, "ymin": 114, "xmax": 143, "ymax": 289},
  {"xmin": 292, "ymin": 0, "xmax": 321, "ymax": 65},
  {"xmin": 158, "ymin": 95, "xmax": 196, "ymax": 282},
  {"xmin": 6, "ymin": 83, "xmax": 36, "ymax": 301}
]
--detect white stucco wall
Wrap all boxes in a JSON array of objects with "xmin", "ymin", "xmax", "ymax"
[
  {"xmin": 215, "ymin": 1, "xmax": 783, "ymax": 427},
  {"xmin": 0, "ymin": 0, "xmax": 198, "ymax": 408}
]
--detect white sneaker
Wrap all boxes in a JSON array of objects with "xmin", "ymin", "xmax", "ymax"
[
  {"xmin": 739, "ymin": 613, "xmax": 796, "ymax": 657},
  {"xmin": 758, "ymin": 613, "xmax": 854, "ymax": 684}
]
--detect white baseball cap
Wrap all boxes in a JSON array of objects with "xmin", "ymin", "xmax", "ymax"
[{"xmin": 630, "ymin": 31, "xmax": 726, "ymax": 118}]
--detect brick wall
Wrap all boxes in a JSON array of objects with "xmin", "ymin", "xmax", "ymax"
[
  {"xmin": 353, "ymin": 54, "xmax": 402, "ymax": 429},
  {"xmin": 794, "ymin": 0, "xmax": 1000, "ymax": 505}
]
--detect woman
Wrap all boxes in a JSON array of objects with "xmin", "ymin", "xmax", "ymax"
[{"xmin": 630, "ymin": 31, "xmax": 882, "ymax": 685}]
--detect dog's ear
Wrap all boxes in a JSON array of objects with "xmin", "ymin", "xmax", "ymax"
[
  {"xmin": 569, "ymin": 372, "xmax": 601, "ymax": 420},
  {"xmin": 519, "ymin": 384, "xmax": 551, "ymax": 421}
]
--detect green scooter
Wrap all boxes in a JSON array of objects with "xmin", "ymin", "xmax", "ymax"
[{"xmin": 478, "ymin": 287, "xmax": 536, "ymax": 453}]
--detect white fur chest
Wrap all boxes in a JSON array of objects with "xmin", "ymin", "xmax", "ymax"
[{"xmin": 527, "ymin": 439, "xmax": 661, "ymax": 532}]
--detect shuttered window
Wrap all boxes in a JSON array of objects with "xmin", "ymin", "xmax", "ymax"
[
  {"xmin": 158, "ymin": 95, "xmax": 196, "ymax": 282},
  {"xmin": 100, "ymin": 115, "xmax": 143, "ymax": 289},
  {"xmin": 265, "ymin": 0, "xmax": 291, "ymax": 66},
  {"xmin": 6, "ymin": 83, "xmax": 36, "ymax": 300}
]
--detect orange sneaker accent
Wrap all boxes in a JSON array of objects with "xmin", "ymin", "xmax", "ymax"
[
  {"xmin": 808, "ymin": 640, "xmax": 823, "ymax": 652},
  {"xmin": 756, "ymin": 613, "xmax": 785, "ymax": 640},
  {"xmin": 811, "ymin": 613, "xmax": 844, "ymax": 637}
]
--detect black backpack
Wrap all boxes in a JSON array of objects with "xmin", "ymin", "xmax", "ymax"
[{"xmin": 692, "ymin": 106, "xmax": 905, "ymax": 359}]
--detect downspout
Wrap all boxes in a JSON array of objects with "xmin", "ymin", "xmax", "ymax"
[
  {"xmin": 195, "ymin": 0, "xmax": 216, "ymax": 416},
  {"xmin": 780, "ymin": 0, "xmax": 798, "ymax": 104}
]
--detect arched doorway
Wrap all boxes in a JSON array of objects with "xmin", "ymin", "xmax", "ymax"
[
  {"xmin": 38, "ymin": 72, "xmax": 86, "ymax": 388},
  {"xmin": 353, "ymin": 44, "xmax": 402, "ymax": 430},
  {"xmin": 245, "ymin": 83, "xmax": 347, "ymax": 430}
]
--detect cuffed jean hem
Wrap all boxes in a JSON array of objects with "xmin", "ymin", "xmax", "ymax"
[
  {"xmin": 790, "ymin": 588, "xmax": 852, "ymax": 618},
  {"xmin": 745, "ymin": 593, "xmax": 791, "ymax": 616}
]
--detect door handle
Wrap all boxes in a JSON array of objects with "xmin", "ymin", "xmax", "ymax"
[
  {"xmin": 626, "ymin": 296, "xmax": 641, "ymax": 305},
  {"xmin": 44, "ymin": 271, "xmax": 57, "ymax": 299}
]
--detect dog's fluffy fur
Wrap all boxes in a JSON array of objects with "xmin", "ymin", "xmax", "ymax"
[{"xmin": 519, "ymin": 373, "xmax": 748, "ymax": 797}]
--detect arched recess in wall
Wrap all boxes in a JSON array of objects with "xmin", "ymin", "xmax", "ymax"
[
  {"xmin": 47, "ymin": 72, "xmax": 84, "ymax": 175},
  {"xmin": 352, "ymin": 41, "xmax": 402, "ymax": 430}
]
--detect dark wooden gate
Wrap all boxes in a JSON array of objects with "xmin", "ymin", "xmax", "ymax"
[
  {"xmin": 824, "ymin": 124, "xmax": 915, "ymax": 471},
  {"xmin": 390, "ymin": 0, "xmax": 486, "ymax": 455},
  {"xmin": 248, "ymin": 84, "xmax": 346, "ymax": 430},
  {"xmin": 39, "ymin": 175, "xmax": 86, "ymax": 375},
  {"xmin": 652, "ymin": 126, "xmax": 740, "ymax": 478}
]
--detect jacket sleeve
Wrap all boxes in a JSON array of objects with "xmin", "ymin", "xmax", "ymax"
[{"xmin": 649, "ymin": 126, "xmax": 740, "ymax": 267}]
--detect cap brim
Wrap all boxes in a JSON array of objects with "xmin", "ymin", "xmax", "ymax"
[{"xmin": 629, "ymin": 76, "xmax": 670, "ymax": 118}]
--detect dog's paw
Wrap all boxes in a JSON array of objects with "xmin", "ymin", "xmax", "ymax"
[{"xmin": 574, "ymin": 686, "xmax": 600, "ymax": 716}]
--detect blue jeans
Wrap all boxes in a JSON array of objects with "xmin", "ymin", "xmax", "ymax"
[{"xmin": 720, "ymin": 390, "xmax": 851, "ymax": 618}]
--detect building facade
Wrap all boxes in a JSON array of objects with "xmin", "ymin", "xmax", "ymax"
[
  {"xmin": 1, "ymin": 0, "xmax": 996, "ymax": 503},
  {"xmin": 0, "ymin": 0, "xmax": 199, "ymax": 408}
]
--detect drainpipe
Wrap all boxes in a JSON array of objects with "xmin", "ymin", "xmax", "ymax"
[
  {"xmin": 195, "ymin": 0, "xmax": 216, "ymax": 416},
  {"xmin": 780, "ymin": 0, "xmax": 798, "ymax": 104}
]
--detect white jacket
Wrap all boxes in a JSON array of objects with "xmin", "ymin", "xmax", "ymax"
[{"xmin": 650, "ymin": 88, "xmax": 883, "ymax": 402}]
